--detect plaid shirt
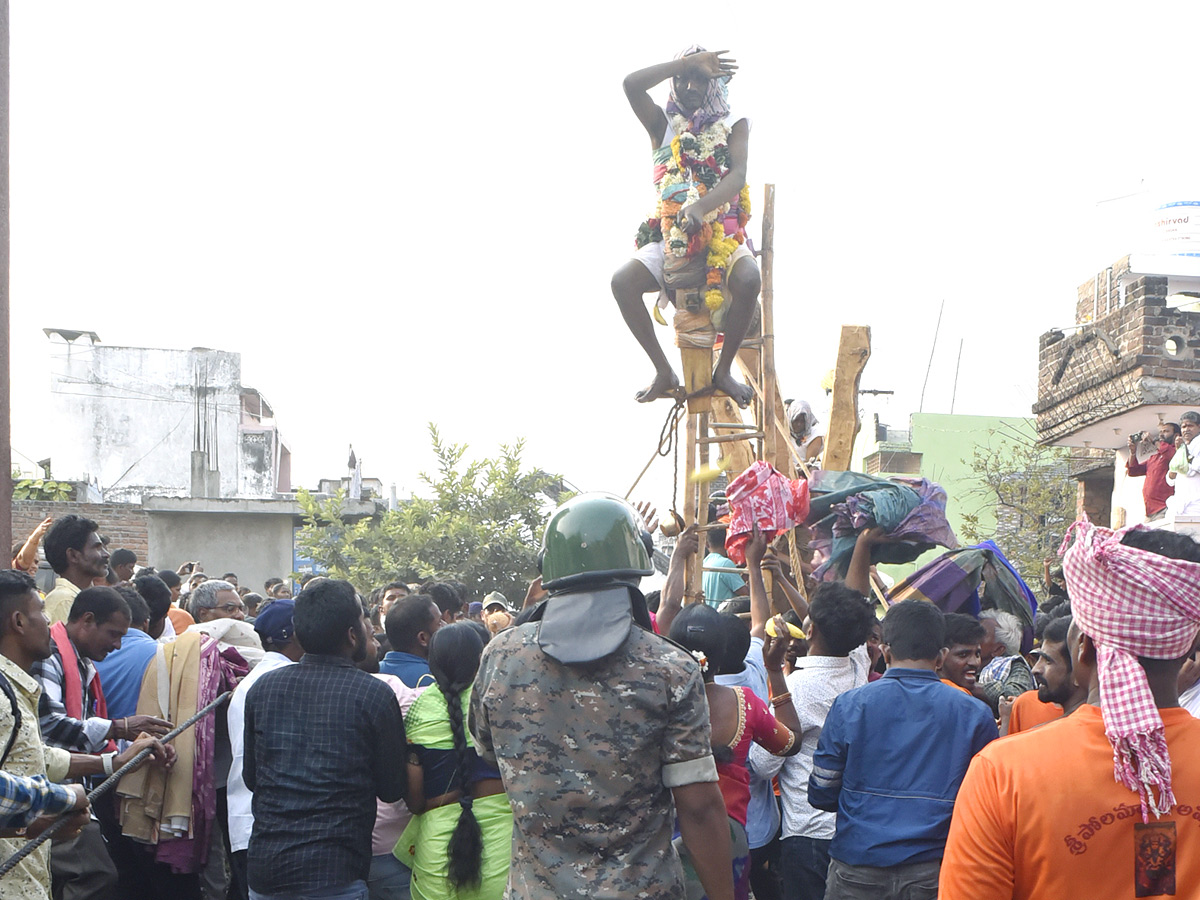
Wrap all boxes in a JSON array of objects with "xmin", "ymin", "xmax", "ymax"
[
  {"xmin": 243, "ymin": 653, "xmax": 407, "ymax": 894},
  {"xmin": 30, "ymin": 643, "xmax": 112, "ymax": 754},
  {"xmin": 0, "ymin": 772, "xmax": 76, "ymax": 830}
]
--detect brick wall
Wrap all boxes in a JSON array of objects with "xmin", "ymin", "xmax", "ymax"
[
  {"xmin": 1077, "ymin": 476, "xmax": 1113, "ymax": 529},
  {"xmin": 10, "ymin": 501, "xmax": 149, "ymax": 562},
  {"xmin": 1036, "ymin": 260, "xmax": 1200, "ymax": 443},
  {"xmin": 1075, "ymin": 256, "xmax": 1132, "ymax": 324}
]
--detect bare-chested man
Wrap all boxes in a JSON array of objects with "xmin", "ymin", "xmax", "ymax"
[{"xmin": 613, "ymin": 47, "xmax": 760, "ymax": 407}]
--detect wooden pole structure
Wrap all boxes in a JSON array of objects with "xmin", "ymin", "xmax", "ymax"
[
  {"xmin": 683, "ymin": 408, "xmax": 699, "ymax": 603},
  {"xmin": 760, "ymin": 185, "xmax": 778, "ymax": 471},
  {"xmin": 821, "ymin": 326, "xmax": 872, "ymax": 472},
  {"xmin": 692, "ymin": 410, "xmax": 710, "ymax": 604}
]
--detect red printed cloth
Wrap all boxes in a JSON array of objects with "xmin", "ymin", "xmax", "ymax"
[
  {"xmin": 725, "ymin": 461, "xmax": 810, "ymax": 565},
  {"xmin": 1060, "ymin": 520, "xmax": 1200, "ymax": 820}
]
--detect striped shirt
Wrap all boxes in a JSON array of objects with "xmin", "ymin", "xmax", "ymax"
[{"xmin": 30, "ymin": 644, "xmax": 111, "ymax": 754}]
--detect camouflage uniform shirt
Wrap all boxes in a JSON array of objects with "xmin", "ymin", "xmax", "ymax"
[{"xmin": 470, "ymin": 621, "xmax": 717, "ymax": 900}]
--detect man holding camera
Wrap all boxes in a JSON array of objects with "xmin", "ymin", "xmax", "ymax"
[{"xmin": 1127, "ymin": 422, "xmax": 1180, "ymax": 521}]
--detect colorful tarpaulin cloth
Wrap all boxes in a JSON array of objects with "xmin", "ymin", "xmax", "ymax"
[
  {"xmin": 724, "ymin": 461, "xmax": 810, "ymax": 565},
  {"xmin": 887, "ymin": 541, "xmax": 1037, "ymax": 648},
  {"xmin": 1061, "ymin": 520, "xmax": 1200, "ymax": 822},
  {"xmin": 808, "ymin": 474, "xmax": 956, "ymax": 580}
]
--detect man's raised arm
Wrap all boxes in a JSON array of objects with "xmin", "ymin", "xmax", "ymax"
[{"xmin": 622, "ymin": 52, "xmax": 736, "ymax": 147}]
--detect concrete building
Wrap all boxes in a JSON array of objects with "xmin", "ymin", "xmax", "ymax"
[
  {"xmin": 1034, "ymin": 254, "xmax": 1200, "ymax": 528},
  {"xmin": 45, "ymin": 329, "xmax": 291, "ymax": 502},
  {"xmin": 11, "ymin": 332, "xmax": 380, "ymax": 592},
  {"xmin": 11, "ymin": 495, "xmax": 377, "ymax": 598}
]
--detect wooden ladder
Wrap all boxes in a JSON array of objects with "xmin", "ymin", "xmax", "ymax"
[{"xmin": 676, "ymin": 184, "xmax": 807, "ymax": 607}]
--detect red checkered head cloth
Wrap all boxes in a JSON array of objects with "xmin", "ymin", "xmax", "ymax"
[{"xmin": 1060, "ymin": 520, "xmax": 1200, "ymax": 820}]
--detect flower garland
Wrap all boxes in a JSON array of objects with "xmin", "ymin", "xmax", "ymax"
[
  {"xmin": 690, "ymin": 649, "xmax": 710, "ymax": 673},
  {"xmin": 635, "ymin": 114, "xmax": 752, "ymax": 317}
]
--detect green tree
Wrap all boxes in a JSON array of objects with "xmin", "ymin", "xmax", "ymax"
[
  {"xmin": 958, "ymin": 431, "xmax": 1077, "ymax": 589},
  {"xmin": 295, "ymin": 426, "xmax": 559, "ymax": 601}
]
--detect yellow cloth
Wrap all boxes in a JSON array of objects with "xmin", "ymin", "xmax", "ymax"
[
  {"xmin": 117, "ymin": 632, "xmax": 201, "ymax": 843},
  {"xmin": 0, "ymin": 654, "xmax": 72, "ymax": 900},
  {"xmin": 43, "ymin": 578, "xmax": 81, "ymax": 626}
]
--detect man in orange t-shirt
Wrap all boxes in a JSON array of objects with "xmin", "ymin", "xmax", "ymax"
[
  {"xmin": 938, "ymin": 613, "xmax": 984, "ymax": 696},
  {"xmin": 1004, "ymin": 690, "xmax": 1060, "ymax": 734},
  {"xmin": 1003, "ymin": 615, "xmax": 1079, "ymax": 735},
  {"xmin": 941, "ymin": 526, "xmax": 1200, "ymax": 899}
]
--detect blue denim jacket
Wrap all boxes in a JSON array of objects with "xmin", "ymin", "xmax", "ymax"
[{"xmin": 808, "ymin": 668, "xmax": 997, "ymax": 867}]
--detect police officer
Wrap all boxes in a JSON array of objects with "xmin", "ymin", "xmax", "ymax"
[{"xmin": 470, "ymin": 493, "xmax": 734, "ymax": 900}]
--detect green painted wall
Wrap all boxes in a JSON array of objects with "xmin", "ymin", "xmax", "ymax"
[{"xmin": 866, "ymin": 413, "xmax": 1037, "ymax": 581}]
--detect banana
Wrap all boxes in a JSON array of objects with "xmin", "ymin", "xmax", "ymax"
[
  {"xmin": 688, "ymin": 456, "xmax": 732, "ymax": 483},
  {"xmin": 766, "ymin": 617, "xmax": 806, "ymax": 640}
]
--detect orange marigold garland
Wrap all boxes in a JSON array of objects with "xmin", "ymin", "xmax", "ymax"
[{"xmin": 635, "ymin": 115, "xmax": 752, "ymax": 318}]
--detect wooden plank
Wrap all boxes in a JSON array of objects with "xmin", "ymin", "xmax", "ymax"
[
  {"xmin": 735, "ymin": 362, "xmax": 809, "ymax": 475},
  {"xmin": 683, "ymin": 409, "xmax": 699, "ymax": 603},
  {"xmin": 710, "ymin": 395, "xmax": 756, "ymax": 478},
  {"xmin": 736, "ymin": 351, "xmax": 796, "ymax": 475},
  {"xmin": 760, "ymin": 184, "xmax": 779, "ymax": 474},
  {"xmin": 821, "ymin": 325, "xmax": 872, "ymax": 472},
  {"xmin": 698, "ymin": 431, "xmax": 764, "ymax": 444},
  {"xmin": 680, "ymin": 347, "xmax": 714, "ymax": 415},
  {"xmin": 693, "ymin": 411, "xmax": 711, "ymax": 606}
]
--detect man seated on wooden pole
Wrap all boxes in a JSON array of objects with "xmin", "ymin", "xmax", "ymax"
[{"xmin": 612, "ymin": 46, "xmax": 759, "ymax": 408}]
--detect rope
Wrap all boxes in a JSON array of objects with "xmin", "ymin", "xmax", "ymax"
[
  {"xmin": 0, "ymin": 691, "xmax": 232, "ymax": 880},
  {"xmin": 788, "ymin": 528, "xmax": 808, "ymax": 604},
  {"xmin": 656, "ymin": 398, "xmax": 686, "ymax": 514}
]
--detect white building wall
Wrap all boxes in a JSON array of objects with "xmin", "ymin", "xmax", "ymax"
[
  {"xmin": 48, "ymin": 335, "xmax": 241, "ymax": 501},
  {"xmin": 146, "ymin": 508, "xmax": 297, "ymax": 594}
]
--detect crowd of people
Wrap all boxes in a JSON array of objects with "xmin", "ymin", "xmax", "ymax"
[{"xmin": 0, "ymin": 489, "xmax": 1198, "ymax": 900}]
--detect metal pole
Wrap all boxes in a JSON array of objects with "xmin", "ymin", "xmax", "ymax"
[
  {"xmin": 0, "ymin": 692, "xmax": 231, "ymax": 879},
  {"xmin": 917, "ymin": 300, "xmax": 944, "ymax": 414},
  {"xmin": 950, "ymin": 338, "xmax": 964, "ymax": 414},
  {"xmin": 0, "ymin": 1, "xmax": 11, "ymax": 558}
]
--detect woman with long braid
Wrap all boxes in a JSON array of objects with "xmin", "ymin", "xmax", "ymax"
[{"xmin": 394, "ymin": 623, "xmax": 512, "ymax": 900}]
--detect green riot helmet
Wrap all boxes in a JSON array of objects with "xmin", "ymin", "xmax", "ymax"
[{"xmin": 540, "ymin": 493, "xmax": 654, "ymax": 591}]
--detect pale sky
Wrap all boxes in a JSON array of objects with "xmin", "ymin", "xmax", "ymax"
[{"xmin": 10, "ymin": 1, "xmax": 1200, "ymax": 507}]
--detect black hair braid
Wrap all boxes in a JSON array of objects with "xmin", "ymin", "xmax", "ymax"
[{"xmin": 442, "ymin": 678, "xmax": 483, "ymax": 890}]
